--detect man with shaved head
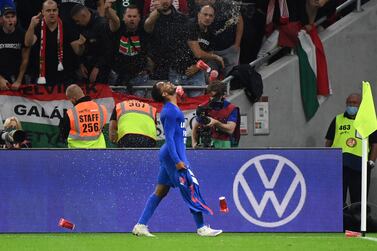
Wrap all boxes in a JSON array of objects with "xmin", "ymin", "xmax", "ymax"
[
  {"xmin": 325, "ymin": 93, "xmax": 377, "ymax": 207},
  {"xmin": 70, "ymin": 3, "xmax": 114, "ymax": 83},
  {"xmin": 24, "ymin": 0, "xmax": 79, "ymax": 85},
  {"xmin": 60, "ymin": 84, "xmax": 108, "ymax": 148}
]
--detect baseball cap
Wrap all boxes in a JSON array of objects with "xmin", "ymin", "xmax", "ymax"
[{"xmin": 1, "ymin": 6, "xmax": 16, "ymax": 16}]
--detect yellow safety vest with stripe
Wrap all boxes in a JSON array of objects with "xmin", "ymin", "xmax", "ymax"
[
  {"xmin": 331, "ymin": 114, "xmax": 365, "ymax": 157},
  {"xmin": 67, "ymin": 100, "xmax": 108, "ymax": 148},
  {"xmin": 116, "ymin": 100, "xmax": 157, "ymax": 141}
]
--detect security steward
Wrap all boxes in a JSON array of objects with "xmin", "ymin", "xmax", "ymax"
[
  {"xmin": 325, "ymin": 93, "xmax": 377, "ymax": 206},
  {"xmin": 109, "ymin": 99, "xmax": 157, "ymax": 147},
  {"xmin": 192, "ymin": 81, "xmax": 240, "ymax": 149},
  {"xmin": 60, "ymin": 84, "xmax": 108, "ymax": 148}
]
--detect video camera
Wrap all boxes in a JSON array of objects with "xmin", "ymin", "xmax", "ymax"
[
  {"xmin": 195, "ymin": 96, "xmax": 225, "ymax": 148},
  {"xmin": 196, "ymin": 96, "xmax": 225, "ymax": 125},
  {"xmin": 0, "ymin": 129, "xmax": 26, "ymax": 148}
]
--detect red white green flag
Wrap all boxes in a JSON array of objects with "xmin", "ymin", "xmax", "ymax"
[{"xmin": 0, "ymin": 84, "xmax": 208, "ymax": 147}]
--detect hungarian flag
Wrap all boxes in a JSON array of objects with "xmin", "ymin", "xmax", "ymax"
[
  {"xmin": 0, "ymin": 84, "xmax": 209, "ymax": 147},
  {"xmin": 297, "ymin": 27, "xmax": 331, "ymax": 121},
  {"xmin": 0, "ymin": 84, "xmax": 114, "ymax": 148}
]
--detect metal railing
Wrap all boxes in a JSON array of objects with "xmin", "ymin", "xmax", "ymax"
[{"xmin": 110, "ymin": 0, "xmax": 362, "ymax": 96}]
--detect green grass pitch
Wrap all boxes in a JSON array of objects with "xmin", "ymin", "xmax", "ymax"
[{"xmin": 0, "ymin": 233, "xmax": 377, "ymax": 251}]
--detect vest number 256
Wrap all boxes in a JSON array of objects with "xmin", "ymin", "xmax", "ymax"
[{"xmin": 83, "ymin": 123, "xmax": 99, "ymax": 133}]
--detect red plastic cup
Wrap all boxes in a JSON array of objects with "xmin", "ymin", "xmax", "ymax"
[
  {"xmin": 209, "ymin": 70, "xmax": 219, "ymax": 81},
  {"xmin": 59, "ymin": 218, "xmax": 75, "ymax": 230},
  {"xmin": 345, "ymin": 230, "xmax": 361, "ymax": 238},
  {"xmin": 219, "ymin": 196, "xmax": 229, "ymax": 213},
  {"xmin": 196, "ymin": 60, "xmax": 211, "ymax": 72}
]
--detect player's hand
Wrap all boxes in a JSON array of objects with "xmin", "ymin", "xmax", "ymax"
[
  {"xmin": 176, "ymin": 161, "xmax": 186, "ymax": 170},
  {"xmin": 89, "ymin": 67, "xmax": 100, "ymax": 83}
]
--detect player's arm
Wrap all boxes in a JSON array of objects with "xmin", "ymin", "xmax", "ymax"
[{"xmin": 164, "ymin": 111, "xmax": 185, "ymax": 170}]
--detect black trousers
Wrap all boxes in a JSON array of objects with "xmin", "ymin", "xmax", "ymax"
[
  {"xmin": 118, "ymin": 134, "xmax": 156, "ymax": 148},
  {"xmin": 343, "ymin": 166, "xmax": 371, "ymax": 206}
]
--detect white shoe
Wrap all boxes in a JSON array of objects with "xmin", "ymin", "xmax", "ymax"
[
  {"xmin": 197, "ymin": 225, "xmax": 223, "ymax": 237},
  {"xmin": 132, "ymin": 224, "xmax": 155, "ymax": 237}
]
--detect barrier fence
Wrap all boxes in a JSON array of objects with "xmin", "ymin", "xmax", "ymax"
[{"xmin": 0, "ymin": 148, "xmax": 342, "ymax": 232}]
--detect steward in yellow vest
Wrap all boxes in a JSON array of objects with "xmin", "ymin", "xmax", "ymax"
[
  {"xmin": 325, "ymin": 94, "xmax": 377, "ymax": 206},
  {"xmin": 60, "ymin": 84, "xmax": 108, "ymax": 148},
  {"xmin": 109, "ymin": 99, "xmax": 157, "ymax": 147}
]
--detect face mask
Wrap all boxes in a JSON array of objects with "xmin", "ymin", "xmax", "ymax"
[{"xmin": 346, "ymin": 106, "xmax": 358, "ymax": 116}]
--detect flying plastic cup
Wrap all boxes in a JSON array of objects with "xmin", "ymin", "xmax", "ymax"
[
  {"xmin": 176, "ymin": 85, "xmax": 184, "ymax": 97},
  {"xmin": 219, "ymin": 196, "xmax": 229, "ymax": 213},
  {"xmin": 209, "ymin": 70, "xmax": 219, "ymax": 81},
  {"xmin": 58, "ymin": 218, "xmax": 75, "ymax": 230},
  {"xmin": 196, "ymin": 60, "xmax": 211, "ymax": 73}
]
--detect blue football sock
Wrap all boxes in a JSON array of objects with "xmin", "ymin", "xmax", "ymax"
[
  {"xmin": 190, "ymin": 209, "xmax": 204, "ymax": 229},
  {"xmin": 138, "ymin": 194, "xmax": 162, "ymax": 225}
]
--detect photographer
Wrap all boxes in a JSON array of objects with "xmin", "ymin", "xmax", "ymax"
[
  {"xmin": 192, "ymin": 81, "xmax": 240, "ymax": 148},
  {"xmin": 0, "ymin": 116, "xmax": 30, "ymax": 149}
]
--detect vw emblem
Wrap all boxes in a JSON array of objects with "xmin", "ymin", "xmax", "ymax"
[{"xmin": 233, "ymin": 154, "xmax": 307, "ymax": 228}]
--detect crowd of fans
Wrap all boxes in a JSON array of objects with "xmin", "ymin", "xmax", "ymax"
[{"xmin": 0, "ymin": 0, "xmax": 358, "ymax": 98}]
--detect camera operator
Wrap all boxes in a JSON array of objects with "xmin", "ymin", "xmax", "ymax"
[
  {"xmin": 0, "ymin": 116, "xmax": 30, "ymax": 149},
  {"xmin": 192, "ymin": 81, "xmax": 240, "ymax": 148}
]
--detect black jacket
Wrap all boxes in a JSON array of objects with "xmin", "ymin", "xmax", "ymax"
[{"xmin": 78, "ymin": 10, "xmax": 114, "ymax": 69}]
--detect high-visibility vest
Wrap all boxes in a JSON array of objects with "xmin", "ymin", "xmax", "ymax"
[
  {"xmin": 332, "ymin": 114, "xmax": 365, "ymax": 157},
  {"xmin": 67, "ymin": 100, "xmax": 108, "ymax": 148},
  {"xmin": 116, "ymin": 100, "xmax": 157, "ymax": 141}
]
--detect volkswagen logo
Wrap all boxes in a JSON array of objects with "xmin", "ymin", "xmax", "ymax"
[{"xmin": 233, "ymin": 154, "xmax": 307, "ymax": 228}]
